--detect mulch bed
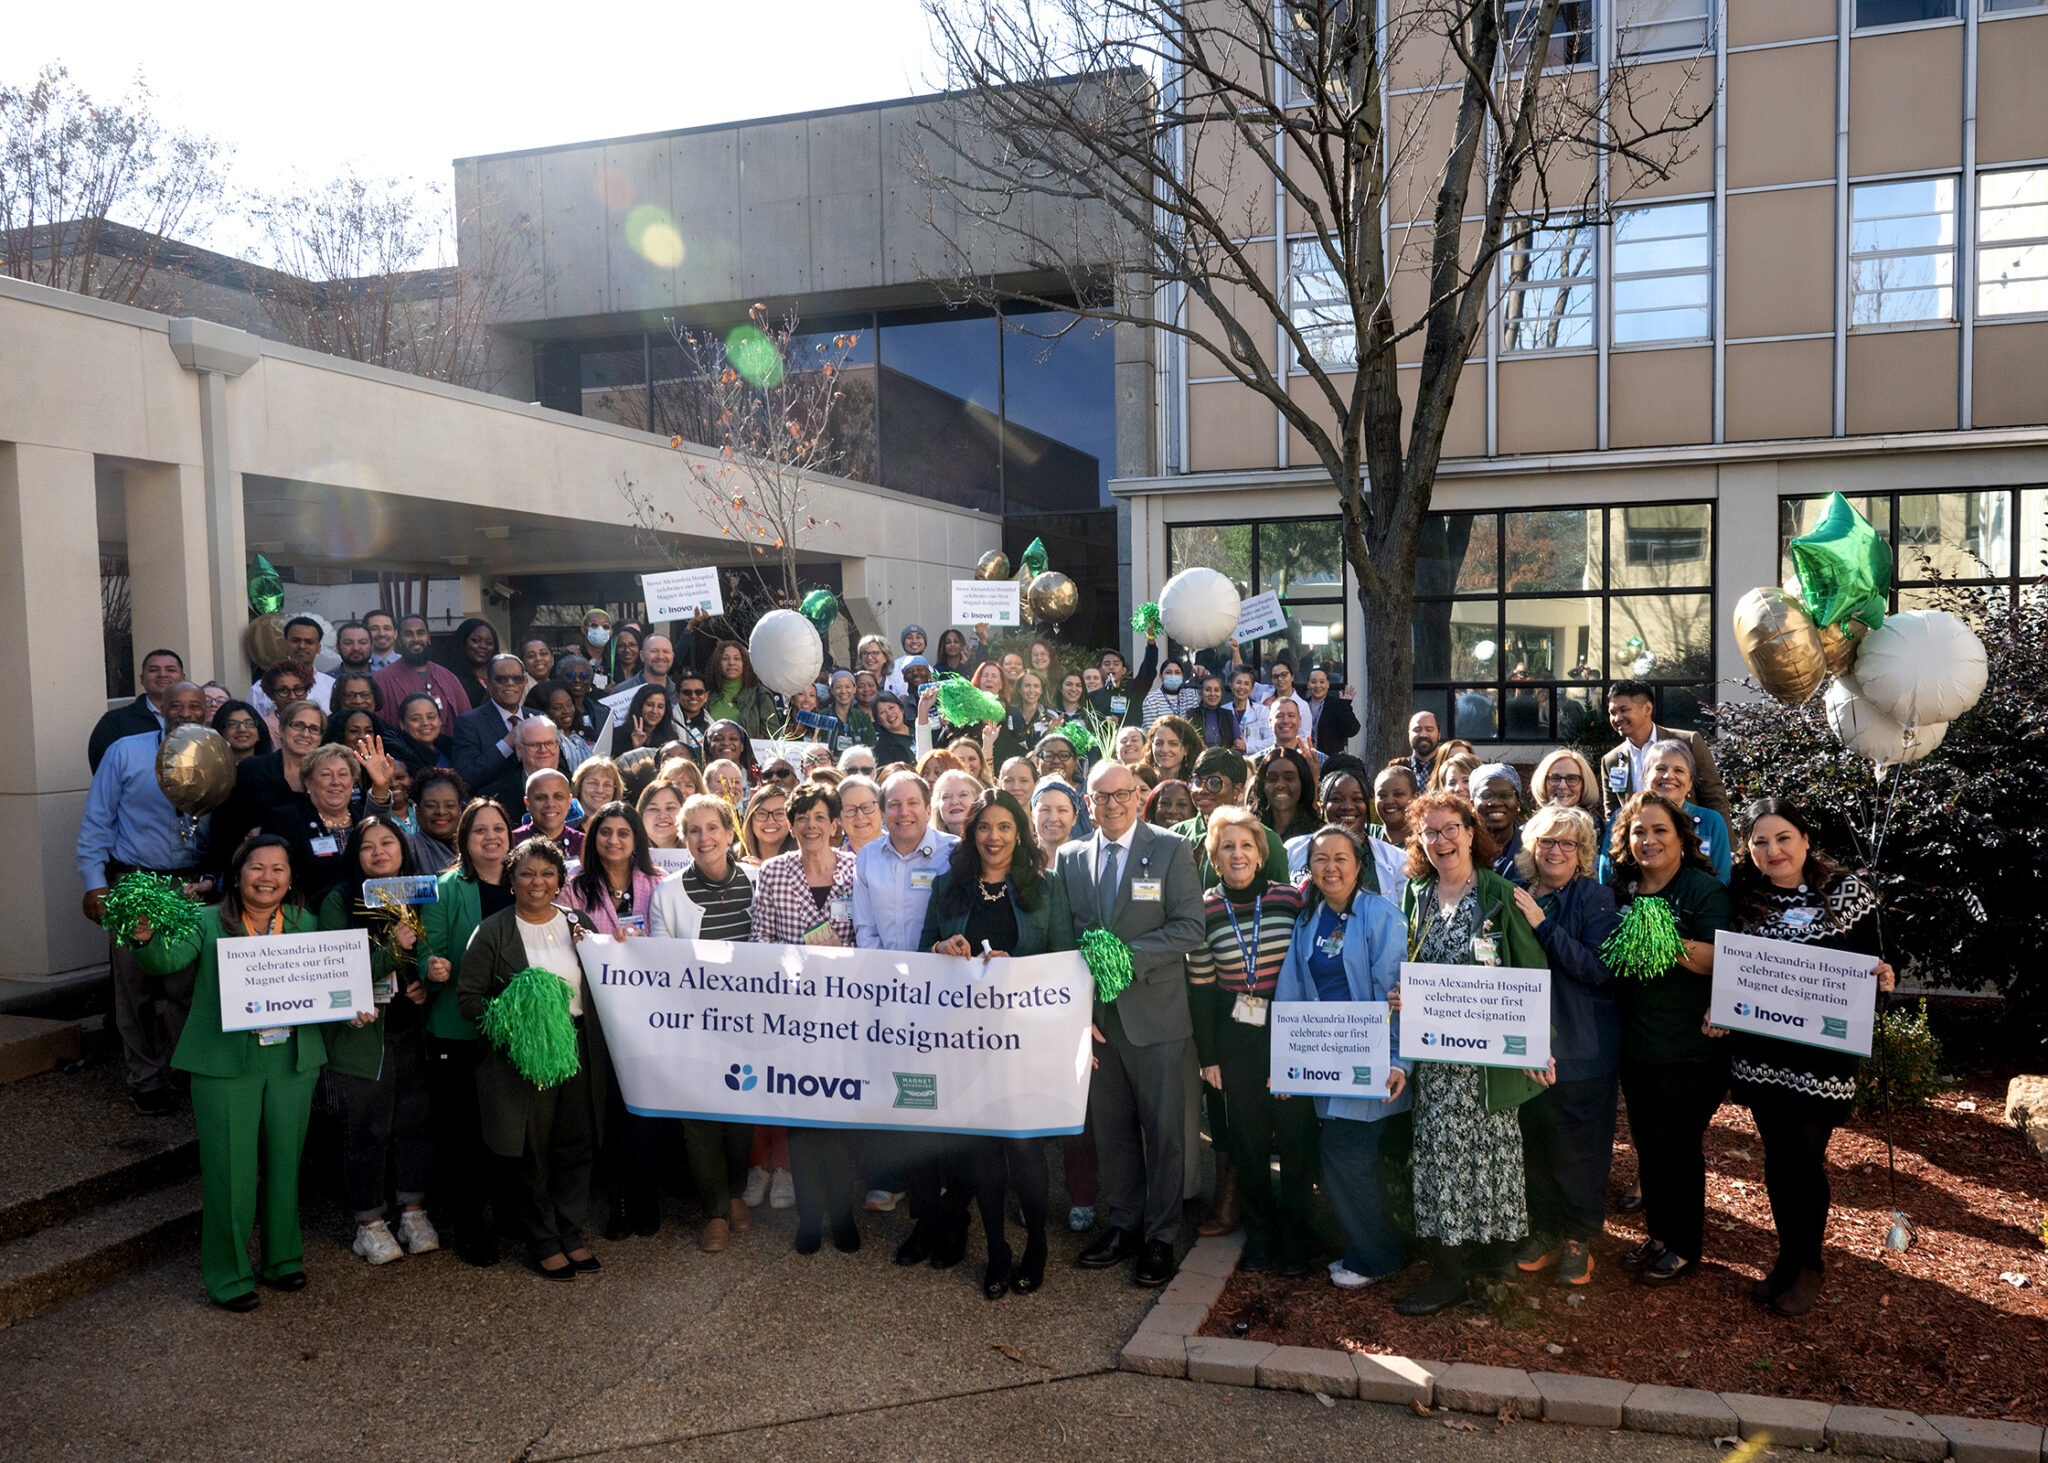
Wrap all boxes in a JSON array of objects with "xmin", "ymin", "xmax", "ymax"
[{"xmin": 1201, "ymin": 1076, "xmax": 2048, "ymax": 1424}]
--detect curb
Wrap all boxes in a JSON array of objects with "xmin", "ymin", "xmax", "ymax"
[{"xmin": 1124, "ymin": 1235, "xmax": 2048, "ymax": 1459}]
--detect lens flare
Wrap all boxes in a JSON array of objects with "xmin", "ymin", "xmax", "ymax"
[
  {"xmin": 724, "ymin": 324, "xmax": 785, "ymax": 388},
  {"xmin": 625, "ymin": 204, "xmax": 685, "ymax": 268}
]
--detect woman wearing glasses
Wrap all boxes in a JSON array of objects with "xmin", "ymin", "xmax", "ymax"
[
  {"xmin": 739, "ymin": 783, "xmax": 794, "ymax": 866},
  {"xmin": 1531, "ymin": 748, "xmax": 1604, "ymax": 819},
  {"xmin": 212, "ymin": 700, "xmax": 272, "ymax": 765}
]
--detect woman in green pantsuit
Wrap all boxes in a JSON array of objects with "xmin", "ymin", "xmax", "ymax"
[{"xmin": 131, "ymin": 834, "xmax": 377, "ymax": 1310}]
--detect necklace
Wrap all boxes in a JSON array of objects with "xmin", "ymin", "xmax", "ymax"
[{"xmin": 978, "ymin": 877, "xmax": 1009, "ymax": 902}]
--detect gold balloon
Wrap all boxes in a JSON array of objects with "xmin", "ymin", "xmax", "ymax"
[
  {"xmin": 1028, "ymin": 571, "xmax": 1079, "ymax": 625},
  {"xmin": 1732, "ymin": 587, "xmax": 1827, "ymax": 704},
  {"xmin": 974, "ymin": 550, "xmax": 1011, "ymax": 581},
  {"xmin": 244, "ymin": 612, "xmax": 290, "ymax": 672},
  {"xmin": 615, "ymin": 747, "xmax": 662, "ymax": 802},
  {"xmin": 1818, "ymin": 618, "xmax": 1867, "ymax": 676},
  {"xmin": 155, "ymin": 725, "xmax": 236, "ymax": 820}
]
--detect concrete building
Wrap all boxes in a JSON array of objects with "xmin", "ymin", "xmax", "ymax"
[{"xmin": 1120, "ymin": 0, "xmax": 2048, "ymax": 753}]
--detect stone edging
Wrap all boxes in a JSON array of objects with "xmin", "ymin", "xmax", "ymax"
[{"xmin": 1122, "ymin": 1235, "xmax": 2047, "ymax": 1461}]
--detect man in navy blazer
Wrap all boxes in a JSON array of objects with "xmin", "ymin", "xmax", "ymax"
[
  {"xmin": 1055, "ymin": 759, "xmax": 1205, "ymax": 1286},
  {"xmin": 452, "ymin": 654, "xmax": 548, "ymax": 818}
]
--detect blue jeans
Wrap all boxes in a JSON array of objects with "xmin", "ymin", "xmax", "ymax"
[{"xmin": 1320, "ymin": 1116, "xmax": 1405, "ymax": 1278}]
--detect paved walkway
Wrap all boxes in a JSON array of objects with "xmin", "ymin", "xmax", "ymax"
[{"xmin": 0, "ymin": 1197, "xmax": 1723, "ymax": 1463}]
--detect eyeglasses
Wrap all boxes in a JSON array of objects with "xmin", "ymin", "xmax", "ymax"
[
  {"xmin": 224, "ymin": 717, "xmax": 258, "ymax": 732},
  {"xmin": 1041, "ymin": 749, "xmax": 1075, "ymax": 763},
  {"xmin": 490, "ymin": 672, "xmax": 526, "ymax": 686},
  {"xmin": 1089, "ymin": 788, "xmax": 1136, "ymax": 806},
  {"xmin": 1421, "ymin": 824, "xmax": 1468, "ymax": 844},
  {"xmin": 841, "ymin": 801, "xmax": 879, "ymax": 817},
  {"xmin": 273, "ymin": 685, "xmax": 309, "ymax": 701},
  {"xmin": 765, "ymin": 768, "xmax": 797, "ymax": 783},
  {"xmin": 1534, "ymin": 838, "xmax": 1579, "ymax": 854},
  {"xmin": 1193, "ymin": 774, "xmax": 1232, "ymax": 793},
  {"xmin": 1545, "ymin": 773, "xmax": 1584, "ymax": 787}
]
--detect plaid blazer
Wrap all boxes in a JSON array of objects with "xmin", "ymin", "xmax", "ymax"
[{"xmin": 750, "ymin": 847, "xmax": 858, "ymax": 945}]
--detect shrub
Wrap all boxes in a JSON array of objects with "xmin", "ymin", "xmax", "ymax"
[{"xmin": 1856, "ymin": 999, "xmax": 1959, "ymax": 1112}]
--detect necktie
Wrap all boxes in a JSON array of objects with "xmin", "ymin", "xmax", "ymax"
[{"xmin": 1098, "ymin": 840, "xmax": 1121, "ymax": 915}]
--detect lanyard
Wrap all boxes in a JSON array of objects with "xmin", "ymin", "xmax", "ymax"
[
  {"xmin": 240, "ymin": 909, "xmax": 283, "ymax": 938},
  {"xmin": 1219, "ymin": 891, "xmax": 1265, "ymax": 983}
]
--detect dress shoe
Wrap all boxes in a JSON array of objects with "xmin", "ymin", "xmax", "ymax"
[
  {"xmin": 928, "ymin": 1217, "xmax": 968, "ymax": 1270},
  {"xmin": 1637, "ymin": 1250, "xmax": 1693, "ymax": 1286},
  {"xmin": 831, "ymin": 1218, "xmax": 861, "ymax": 1253},
  {"xmin": 1769, "ymin": 1268, "xmax": 1824, "ymax": 1316},
  {"xmin": 1752, "ymin": 1261, "xmax": 1797, "ymax": 1304},
  {"xmin": 699, "ymin": 1218, "xmax": 730, "ymax": 1253},
  {"xmin": 1133, "ymin": 1239, "xmax": 1175, "ymax": 1287},
  {"xmin": 535, "ymin": 1256, "xmax": 576, "ymax": 1281},
  {"xmin": 982, "ymin": 1243, "xmax": 1013, "ymax": 1300},
  {"xmin": 729, "ymin": 1197, "xmax": 753, "ymax": 1233},
  {"xmin": 793, "ymin": 1223, "xmax": 823, "ymax": 1255},
  {"xmin": 458, "ymin": 1230, "xmax": 501, "ymax": 1268},
  {"xmin": 628, "ymin": 1200, "xmax": 660, "ymax": 1238},
  {"xmin": 1614, "ymin": 1188, "xmax": 1645, "ymax": 1214},
  {"xmin": 215, "ymin": 1291, "xmax": 260, "ymax": 1312},
  {"xmin": 1076, "ymin": 1226, "xmax": 1139, "ymax": 1269},
  {"xmin": 1011, "ymin": 1232, "xmax": 1047, "ymax": 1295},
  {"xmin": 1395, "ymin": 1263, "xmax": 1470, "ymax": 1316},
  {"xmin": 568, "ymin": 1250, "xmax": 601, "ymax": 1272},
  {"xmin": 1619, "ymin": 1236, "xmax": 1668, "ymax": 1272},
  {"xmin": 894, "ymin": 1221, "xmax": 937, "ymax": 1266},
  {"xmin": 262, "ymin": 1270, "xmax": 308, "ymax": 1292}
]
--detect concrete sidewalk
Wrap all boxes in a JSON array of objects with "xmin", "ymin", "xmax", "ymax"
[{"xmin": 0, "ymin": 1197, "xmax": 1723, "ymax": 1463}]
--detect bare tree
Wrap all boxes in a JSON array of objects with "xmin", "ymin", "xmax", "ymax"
[
  {"xmin": 909, "ymin": 0, "xmax": 1711, "ymax": 761},
  {"xmin": 246, "ymin": 170, "xmax": 538, "ymax": 392},
  {"xmin": 0, "ymin": 63, "xmax": 229, "ymax": 304}
]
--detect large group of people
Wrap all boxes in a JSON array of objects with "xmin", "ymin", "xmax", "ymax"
[{"xmin": 77, "ymin": 613, "xmax": 1894, "ymax": 1320}]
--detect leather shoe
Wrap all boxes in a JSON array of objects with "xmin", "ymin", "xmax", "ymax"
[
  {"xmin": 928, "ymin": 1217, "xmax": 968, "ymax": 1270},
  {"xmin": 1637, "ymin": 1250, "xmax": 1693, "ymax": 1286},
  {"xmin": 1619, "ymin": 1236, "xmax": 1668, "ymax": 1272},
  {"xmin": 894, "ymin": 1221, "xmax": 936, "ymax": 1267},
  {"xmin": 215, "ymin": 1291, "xmax": 260, "ymax": 1313},
  {"xmin": 1076, "ymin": 1225, "xmax": 1139, "ymax": 1269},
  {"xmin": 568, "ymin": 1250, "xmax": 601, "ymax": 1272},
  {"xmin": 1133, "ymin": 1239, "xmax": 1175, "ymax": 1287},
  {"xmin": 262, "ymin": 1270, "xmax": 308, "ymax": 1292},
  {"xmin": 1614, "ymin": 1188, "xmax": 1645, "ymax": 1215}
]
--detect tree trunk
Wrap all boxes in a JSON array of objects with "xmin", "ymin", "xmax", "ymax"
[{"xmin": 1356, "ymin": 572, "xmax": 1417, "ymax": 769}]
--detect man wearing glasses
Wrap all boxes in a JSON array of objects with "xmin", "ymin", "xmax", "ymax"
[
  {"xmin": 453, "ymin": 653, "xmax": 545, "ymax": 815},
  {"xmin": 1056, "ymin": 761, "xmax": 1205, "ymax": 1287}
]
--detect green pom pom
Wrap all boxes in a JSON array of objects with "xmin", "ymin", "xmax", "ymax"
[
  {"xmin": 480, "ymin": 967, "xmax": 582, "ymax": 1088},
  {"xmin": 1600, "ymin": 896, "xmax": 1687, "ymax": 981},
  {"xmin": 1079, "ymin": 929, "xmax": 1134, "ymax": 1003},
  {"xmin": 101, "ymin": 871, "xmax": 201, "ymax": 949},
  {"xmin": 935, "ymin": 677, "xmax": 1007, "ymax": 727},
  {"xmin": 1020, "ymin": 537, "xmax": 1049, "ymax": 575},
  {"xmin": 1057, "ymin": 719, "xmax": 1097, "ymax": 756},
  {"xmin": 1130, "ymin": 602, "xmax": 1162, "ymax": 636},
  {"xmin": 798, "ymin": 589, "xmax": 839, "ymax": 632}
]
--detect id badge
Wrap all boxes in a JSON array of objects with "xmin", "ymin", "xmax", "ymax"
[
  {"xmin": 1109, "ymin": 695, "xmax": 1128, "ymax": 715},
  {"xmin": 1782, "ymin": 907, "xmax": 1822, "ymax": 930},
  {"xmin": 1230, "ymin": 993, "xmax": 1268, "ymax": 1027},
  {"xmin": 617, "ymin": 915, "xmax": 647, "ymax": 934},
  {"xmin": 257, "ymin": 1026, "xmax": 290, "ymax": 1046},
  {"xmin": 828, "ymin": 898, "xmax": 853, "ymax": 923},
  {"xmin": 1472, "ymin": 933, "xmax": 1500, "ymax": 967},
  {"xmin": 1607, "ymin": 764, "xmax": 1629, "ymax": 793},
  {"xmin": 910, "ymin": 870, "xmax": 935, "ymax": 890},
  {"xmin": 372, "ymin": 974, "xmax": 396, "ymax": 1005},
  {"xmin": 1317, "ymin": 932, "xmax": 1345, "ymax": 959},
  {"xmin": 311, "ymin": 835, "xmax": 340, "ymax": 856},
  {"xmin": 1131, "ymin": 878, "xmax": 1163, "ymax": 902}
]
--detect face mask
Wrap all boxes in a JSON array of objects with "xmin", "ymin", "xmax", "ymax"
[
  {"xmin": 1162, "ymin": 675, "xmax": 1183, "ymax": 693},
  {"xmin": 586, "ymin": 626, "xmax": 611, "ymax": 648}
]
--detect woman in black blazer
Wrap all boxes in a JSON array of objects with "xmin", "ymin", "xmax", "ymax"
[
  {"xmin": 452, "ymin": 837, "xmax": 608, "ymax": 1279},
  {"xmin": 1305, "ymin": 665, "xmax": 1361, "ymax": 757},
  {"xmin": 918, "ymin": 789, "xmax": 1074, "ymax": 1301}
]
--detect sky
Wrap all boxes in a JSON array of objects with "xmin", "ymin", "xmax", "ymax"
[{"xmin": 10, "ymin": 0, "xmax": 940, "ymax": 259}]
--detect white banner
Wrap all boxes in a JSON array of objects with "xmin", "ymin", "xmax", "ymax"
[
  {"xmin": 1233, "ymin": 590, "xmax": 1289, "ymax": 642},
  {"xmin": 1269, "ymin": 1000, "xmax": 1394, "ymax": 1097},
  {"xmin": 648, "ymin": 847, "xmax": 692, "ymax": 875},
  {"xmin": 641, "ymin": 567, "xmax": 723, "ymax": 622},
  {"xmin": 750, "ymin": 737, "xmax": 814, "ymax": 768},
  {"xmin": 1396, "ymin": 963, "xmax": 1551, "ymax": 1069},
  {"xmin": 1711, "ymin": 930, "xmax": 1879, "ymax": 1056},
  {"xmin": 952, "ymin": 580, "xmax": 1021, "ymax": 627},
  {"xmin": 218, "ymin": 929, "xmax": 374, "ymax": 1031},
  {"xmin": 578, "ymin": 938, "xmax": 1094, "ymax": 1135}
]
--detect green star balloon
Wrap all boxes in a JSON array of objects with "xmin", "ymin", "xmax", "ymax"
[
  {"xmin": 1789, "ymin": 493, "xmax": 1890, "ymax": 633},
  {"xmin": 247, "ymin": 553, "xmax": 283, "ymax": 616},
  {"xmin": 1019, "ymin": 537, "xmax": 1049, "ymax": 575}
]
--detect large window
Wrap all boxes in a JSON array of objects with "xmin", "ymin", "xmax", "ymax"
[
  {"xmin": 1288, "ymin": 238, "xmax": 1358, "ymax": 369},
  {"xmin": 1612, "ymin": 201, "xmax": 1712, "ymax": 344},
  {"xmin": 1167, "ymin": 519, "xmax": 1348, "ymax": 676},
  {"xmin": 1779, "ymin": 487, "xmax": 2047, "ymax": 610},
  {"xmin": 1501, "ymin": 219, "xmax": 1598, "ymax": 352},
  {"xmin": 1411, "ymin": 502, "xmax": 1715, "ymax": 742},
  {"xmin": 1618, "ymin": 0, "xmax": 1711, "ymax": 55},
  {"xmin": 1850, "ymin": 177, "xmax": 1958, "ymax": 326},
  {"xmin": 1978, "ymin": 168, "xmax": 2048, "ymax": 319}
]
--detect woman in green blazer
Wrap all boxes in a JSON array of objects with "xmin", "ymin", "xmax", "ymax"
[
  {"xmin": 1391, "ymin": 791, "xmax": 1551, "ymax": 1318},
  {"xmin": 132, "ymin": 834, "xmax": 375, "ymax": 1310},
  {"xmin": 416, "ymin": 797, "xmax": 513, "ymax": 1266},
  {"xmin": 918, "ymin": 788, "xmax": 1074, "ymax": 1301},
  {"xmin": 454, "ymin": 837, "xmax": 609, "ymax": 1279}
]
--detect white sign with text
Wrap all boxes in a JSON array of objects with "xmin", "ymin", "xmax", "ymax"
[
  {"xmin": 1233, "ymin": 591, "xmax": 1289, "ymax": 642},
  {"xmin": 218, "ymin": 929, "xmax": 374, "ymax": 1031},
  {"xmin": 1396, "ymin": 963, "xmax": 1551, "ymax": 1069},
  {"xmin": 641, "ymin": 567, "xmax": 724, "ymax": 623},
  {"xmin": 1711, "ymin": 930, "xmax": 1878, "ymax": 1056},
  {"xmin": 952, "ymin": 580, "xmax": 1021, "ymax": 628},
  {"xmin": 1269, "ymin": 1000, "xmax": 1395, "ymax": 1097}
]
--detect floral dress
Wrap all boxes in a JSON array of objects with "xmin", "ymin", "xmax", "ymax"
[{"xmin": 1409, "ymin": 885, "xmax": 1530, "ymax": 1246}]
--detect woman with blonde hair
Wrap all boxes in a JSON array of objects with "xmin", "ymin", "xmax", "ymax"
[
  {"xmin": 929, "ymin": 767, "xmax": 981, "ymax": 838},
  {"xmin": 1531, "ymin": 748, "xmax": 1603, "ymax": 818},
  {"xmin": 1429, "ymin": 750, "xmax": 1480, "ymax": 799},
  {"xmin": 656, "ymin": 756, "xmax": 706, "ymax": 799},
  {"xmin": 571, "ymin": 757, "xmax": 622, "ymax": 823}
]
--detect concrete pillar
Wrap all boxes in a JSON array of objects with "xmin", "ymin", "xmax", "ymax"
[
  {"xmin": 123, "ymin": 462, "xmax": 216, "ymax": 686},
  {"xmin": 0, "ymin": 444, "xmax": 115, "ymax": 977},
  {"xmin": 1715, "ymin": 462, "xmax": 1780, "ymax": 699}
]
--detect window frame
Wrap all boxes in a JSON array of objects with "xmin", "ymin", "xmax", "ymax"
[
  {"xmin": 1502, "ymin": 0, "xmax": 1601, "ymax": 71},
  {"xmin": 1500, "ymin": 217, "xmax": 1601, "ymax": 355},
  {"xmin": 1848, "ymin": 175, "xmax": 1960, "ymax": 330},
  {"xmin": 1779, "ymin": 487, "xmax": 2046, "ymax": 610},
  {"xmin": 1164, "ymin": 517, "xmax": 1349, "ymax": 679},
  {"xmin": 1616, "ymin": 0, "xmax": 1712, "ymax": 57},
  {"xmin": 1976, "ymin": 166, "xmax": 2048, "ymax": 323},
  {"xmin": 1851, "ymin": 0, "xmax": 1962, "ymax": 29},
  {"xmin": 1286, "ymin": 236, "xmax": 1360, "ymax": 371}
]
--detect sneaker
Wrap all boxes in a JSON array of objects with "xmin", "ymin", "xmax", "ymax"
[
  {"xmin": 1329, "ymin": 1262, "xmax": 1375, "ymax": 1290},
  {"xmin": 396, "ymin": 1210, "xmax": 440, "ymax": 1255},
  {"xmin": 1554, "ymin": 1239, "xmax": 1594, "ymax": 1286},
  {"xmin": 353, "ymin": 1219, "xmax": 404, "ymax": 1266},
  {"xmin": 1515, "ymin": 1235, "xmax": 1561, "ymax": 1272},
  {"xmin": 768, "ymin": 1168, "xmax": 795, "ymax": 1210},
  {"xmin": 1067, "ymin": 1205, "xmax": 1095, "ymax": 1233},
  {"xmin": 864, "ymin": 1189, "xmax": 905, "ymax": 1212},
  {"xmin": 740, "ymin": 1166, "xmax": 771, "ymax": 1207}
]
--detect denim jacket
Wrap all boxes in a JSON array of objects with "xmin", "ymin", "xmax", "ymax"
[{"xmin": 1274, "ymin": 888, "xmax": 1411, "ymax": 1123}]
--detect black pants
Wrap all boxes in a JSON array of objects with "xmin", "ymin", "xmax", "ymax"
[
  {"xmin": 1620, "ymin": 1058, "xmax": 1727, "ymax": 1263},
  {"xmin": 899, "ymin": 1131, "xmax": 972, "ymax": 1231},
  {"xmin": 1519, "ymin": 1070, "xmax": 1620, "ymax": 1241},
  {"xmin": 788, "ymin": 1127, "xmax": 860, "ymax": 1231},
  {"xmin": 970, "ymin": 1137, "xmax": 1049, "ymax": 1258},
  {"xmin": 1193, "ymin": 984, "xmax": 1232, "ymax": 1157},
  {"xmin": 603, "ymin": 1087, "xmax": 666, "ymax": 1220},
  {"xmin": 509, "ymin": 1050, "xmax": 597, "ymax": 1262},
  {"xmin": 427, "ymin": 1036, "xmax": 492, "ymax": 1241},
  {"xmin": 333, "ymin": 1025, "xmax": 434, "ymax": 1222},
  {"xmin": 1212, "ymin": 1015, "xmax": 1318, "ymax": 1264},
  {"xmin": 1748, "ymin": 1089, "xmax": 1839, "ymax": 1274},
  {"xmin": 683, "ymin": 1120, "xmax": 751, "ymax": 1215}
]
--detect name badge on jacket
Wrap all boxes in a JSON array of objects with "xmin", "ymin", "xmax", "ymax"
[{"xmin": 1131, "ymin": 878, "xmax": 1163, "ymax": 902}]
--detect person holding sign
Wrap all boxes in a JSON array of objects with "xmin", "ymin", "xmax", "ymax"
[
  {"xmin": 1184, "ymin": 808, "xmax": 1314, "ymax": 1275},
  {"xmin": 1273, "ymin": 824, "xmax": 1408, "ymax": 1289},
  {"xmin": 1393, "ymin": 792, "xmax": 1548, "ymax": 1317},
  {"xmin": 1727, "ymin": 799, "xmax": 1893, "ymax": 1317},
  {"xmin": 1506, "ymin": 807, "xmax": 1622, "ymax": 1288},
  {"xmin": 130, "ymin": 835, "xmax": 371, "ymax": 1310},
  {"xmin": 918, "ymin": 789, "xmax": 1074, "ymax": 1300},
  {"xmin": 1606, "ymin": 791, "xmax": 1732, "ymax": 1288}
]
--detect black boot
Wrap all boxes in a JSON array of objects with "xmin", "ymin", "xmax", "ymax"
[{"xmin": 1396, "ymin": 1244, "xmax": 1470, "ymax": 1316}]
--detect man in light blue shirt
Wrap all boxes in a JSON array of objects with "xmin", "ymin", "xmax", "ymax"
[{"xmin": 76, "ymin": 681, "xmax": 215, "ymax": 1114}]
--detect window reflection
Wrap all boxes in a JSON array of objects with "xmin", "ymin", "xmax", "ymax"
[
  {"xmin": 1609, "ymin": 593, "xmax": 1714, "ymax": 681},
  {"xmin": 878, "ymin": 313, "xmax": 1002, "ymax": 515},
  {"xmin": 580, "ymin": 338, "xmax": 648, "ymax": 430},
  {"xmin": 1002, "ymin": 309, "xmax": 1116, "ymax": 512}
]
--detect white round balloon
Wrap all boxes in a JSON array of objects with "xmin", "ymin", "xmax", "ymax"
[
  {"xmin": 1824, "ymin": 674, "xmax": 1948, "ymax": 768},
  {"xmin": 1852, "ymin": 609, "xmax": 1987, "ymax": 727},
  {"xmin": 1157, "ymin": 567, "xmax": 1243, "ymax": 651},
  {"xmin": 748, "ymin": 609, "xmax": 823, "ymax": 698}
]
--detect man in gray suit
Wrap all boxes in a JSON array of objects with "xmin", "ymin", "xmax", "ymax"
[{"xmin": 1057, "ymin": 760, "xmax": 1206, "ymax": 1286}]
